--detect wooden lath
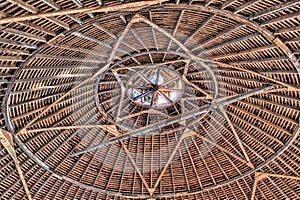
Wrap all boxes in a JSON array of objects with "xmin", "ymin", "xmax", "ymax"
[
  {"xmin": 0, "ymin": 129, "xmax": 32, "ymax": 200},
  {"xmin": 0, "ymin": 0, "xmax": 169, "ymax": 24},
  {"xmin": 1, "ymin": 1, "xmax": 300, "ymax": 199},
  {"xmin": 251, "ymin": 172, "xmax": 300, "ymax": 200},
  {"xmin": 219, "ymin": 107, "xmax": 253, "ymax": 168},
  {"xmin": 6, "ymin": 0, "xmax": 70, "ymax": 30},
  {"xmin": 71, "ymin": 85, "xmax": 274, "ymax": 156},
  {"xmin": 250, "ymin": 0, "xmax": 300, "ymax": 20},
  {"xmin": 39, "ymin": 0, "xmax": 82, "ymax": 24}
]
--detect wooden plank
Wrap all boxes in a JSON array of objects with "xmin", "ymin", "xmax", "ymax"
[
  {"xmin": 229, "ymin": 57, "xmax": 288, "ymax": 65},
  {"xmin": 19, "ymin": 21, "xmax": 56, "ymax": 36}
]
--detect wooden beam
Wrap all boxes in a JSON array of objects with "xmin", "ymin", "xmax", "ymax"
[
  {"xmin": 15, "ymin": 73, "xmax": 92, "ymax": 83},
  {"xmin": 221, "ymin": 0, "xmax": 239, "ymax": 9},
  {"xmin": 103, "ymin": 126, "xmax": 152, "ymax": 195},
  {"xmin": 0, "ymin": 5, "xmax": 52, "ymax": 35},
  {"xmin": 205, "ymin": 0, "xmax": 214, "ymax": 7},
  {"xmin": 0, "ymin": 0, "xmax": 168, "ymax": 24},
  {"xmin": 228, "ymin": 57, "xmax": 288, "ymax": 65},
  {"xmin": 183, "ymin": 14, "xmax": 215, "ymax": 46},
  {"xmin": 0, "ymin": 25, "xmax": 46, "ymax": 42},
  {"xmin": 6, "ymin": 0, "xmax": 70, "ymax": 30},
  {"xmin": 71, "ymin": 85, "xmax": 273, "ymax": 156},
  {"xmin": 215, "ymin": 62, "xmax": 300, "ymax": 92},
  {"xmin": 219, "ymin": 107, "xmax": 253, "ymax": 168},
  {"xmin": 182, "ymin": 76, "xmax": 212, "ymax": 98},
  {"xmin": 251, "ymin": 173, "xmax": 260, "ymax": 200},
  {"xmin": 0, "ymin": 129, "xmax": 32, "ymax": 200},
  {"xmin": 115, "ymin": 59, "xmax": 190, "ymax": 71},
  {"xmin": 150, "ymin": 130, "xmax": 195, "ymax": 195},
  {"xmin": 273, "ymin": 38, "xmax": 300, "ymax": 75},
  {"xmin": 234, "ymin": 0, "xmax": 261, "ymax": 14},
  {"xmin": 250, "ymin": 0, "xmax": 300, "ymax": 20},
  {"xmin": 34, "ymin": 54, "xmax": 106, "ymax": 63},
  {"xmin": 0, "ymin": 37, "xmax": 37, "ymax": 49},
  {"xmin": 72, "ymin": 0, "xmax": 94, "ymax": 18},
  {"xmin": 275, "ymin": 25, "xmax": 300, "ymax": 35},
  {"xmin": 212, "ymin": 44, "xmax": 277, "ymax": 60},
  {"xmin": 0, "ymin": 47, "xmax": 30, "ymax": 55},
  {"xmin": 251, "ymin": 172, "xmax": 300, "ymax": 200},
  {"xmin": 25, "ymin": 125, "xmax": 114, "ymax": 134},
  {"xmin": 192, "ymin": 24, "xmax": 244, "ymax": 51},
  {"xmin": 0, "ymin": 56, "xmax": 24, "ymax": 62},
  {"xmin": 112, "ymin": 70, "xmax": 126, "ymax": 122},
  {"xmin": 133, "ymin": 14, "xmax": 218, "ymax": 98},
  {"xmin": 165, "ymin": 9, "xmax": 184, "ymax": 54},
  {"xmin": 197, "ymin": 123, "xmax": 253, "ymax": 168},
  {"xmin": 93, "ymin": 24, "xmax": 117, "ymax": 39},
  {"xmin": 261, "ymin": 11, "xmax": 300, "ymax": 26},
  {"xmin": 200, "ymin": 32, "xmax": 260, "ymax": 54},
  {"xmin": 40, "ymin": 0, "xmax": 82, "ymax": 24},
  {"xmin": 105, "ymin": 14, "xmax": 137, "ymax": 63},
  {"xmin": 72, "ymin": 32, "xmax": 112, "ymax": 49}
]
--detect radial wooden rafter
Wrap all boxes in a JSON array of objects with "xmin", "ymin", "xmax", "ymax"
[
  {"xmin": 219, "ymin": 107, "xmax": 253, "ymax": 167},
  {"xmin": 0, "ymin": 0, "xmax": 300, "ymax": 199},
  {"xmin": 0, "ymin": 0, "xmax": 169, "ymax": 24},
  {"xmin": 71, "ymin": 85, "xmax": 274, "ymax": 156},
  {"xmin": 0, "ymin": 129, "xmax": 32, "ymax": 200},
  {"xmin": 251, "ymin": 172, "xmax": 300, "ymax": 200}
]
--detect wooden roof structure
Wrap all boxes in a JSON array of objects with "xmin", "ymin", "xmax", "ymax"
[{"xmin": 0, "ymin": 0, "xmax": 299, "ymax": 199}]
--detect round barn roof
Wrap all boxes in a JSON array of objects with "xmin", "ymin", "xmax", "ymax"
[{"xmin": 0, "ymin": 0, "xmax": 299, "ymax": 199}]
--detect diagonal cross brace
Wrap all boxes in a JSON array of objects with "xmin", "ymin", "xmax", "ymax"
[{"xmin": 71, "ymin": 85, "xmax": 274, "ymax": 156}]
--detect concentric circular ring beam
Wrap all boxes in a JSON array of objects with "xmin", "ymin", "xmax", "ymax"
[{"xmin": 1, "ymin": 1, "xmax": 299, "ymax": 199}]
